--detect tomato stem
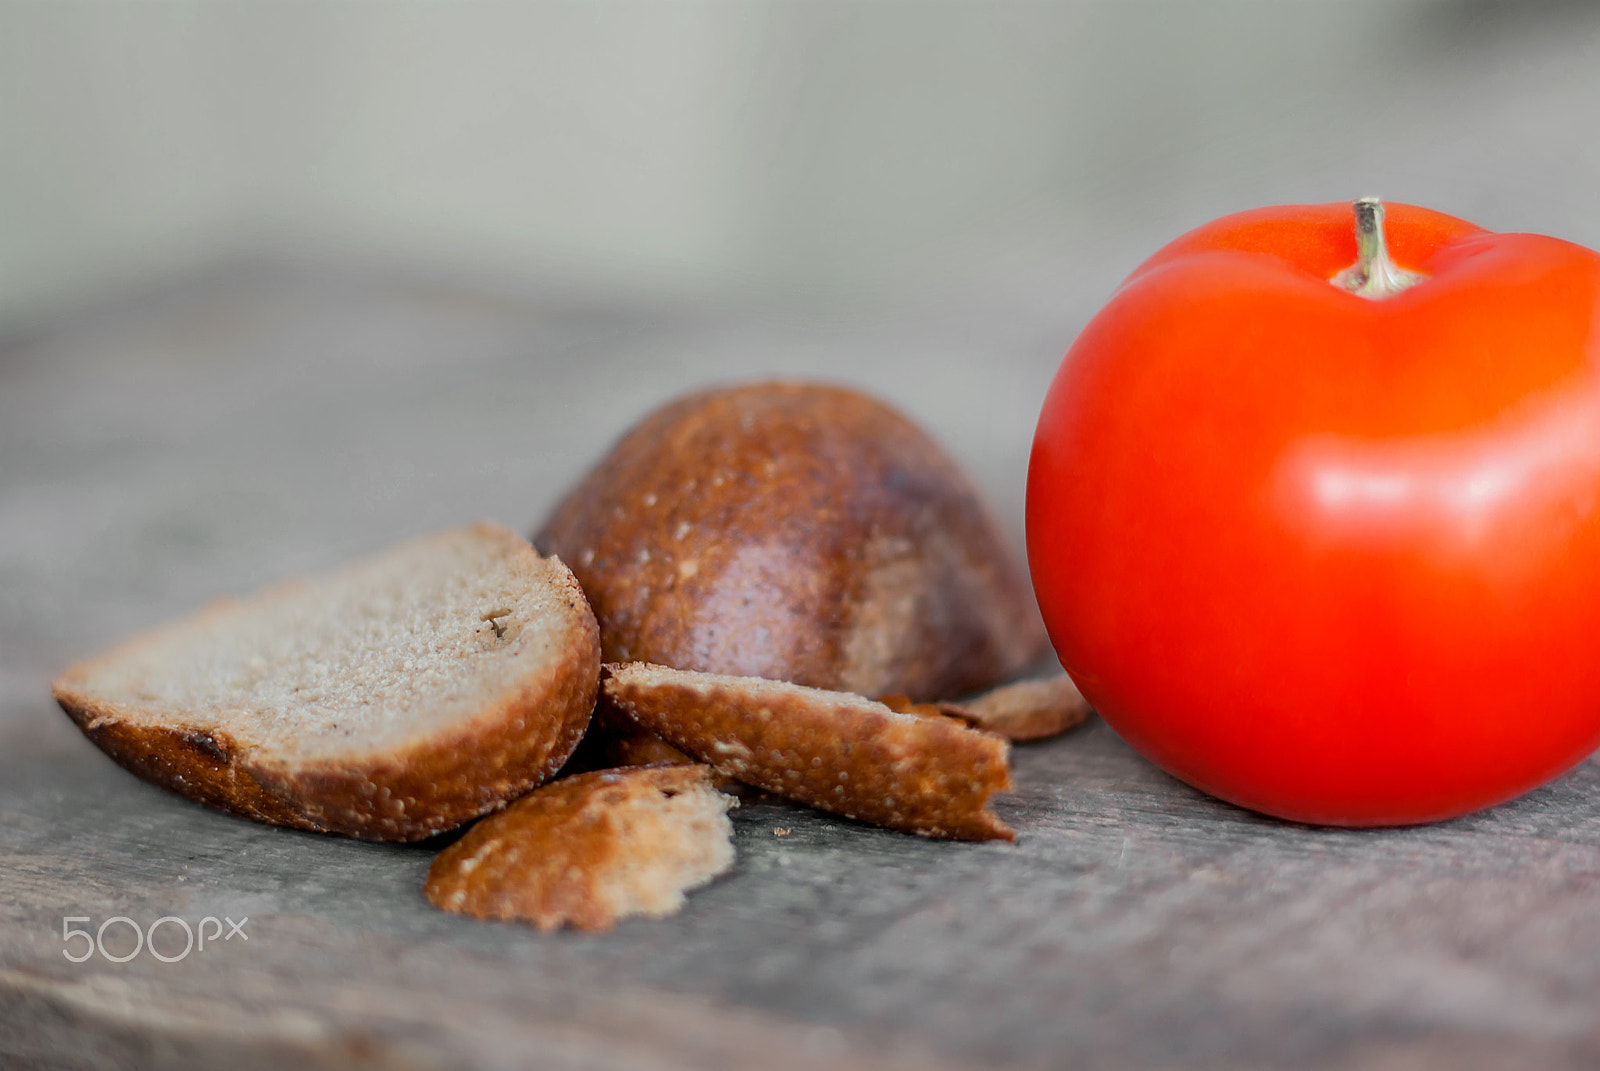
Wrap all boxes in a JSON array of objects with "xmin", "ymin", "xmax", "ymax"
[{"xmin": 1333, "ymin": 197, "xmax": 1423, "ymax": 299}]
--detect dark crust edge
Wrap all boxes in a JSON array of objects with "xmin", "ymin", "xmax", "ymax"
[
  {"xmin": 54, "ymin": 702, "xmax": 320, "ymax": 829},
  {"xmin": 51, "ymin": 536, "xmax": 602, "ymax": 842}
]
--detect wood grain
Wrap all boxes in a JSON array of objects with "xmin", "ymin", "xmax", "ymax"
[{"xmin": 3, "ymin": 266, "xmax": 1600, "ymax": 1070}]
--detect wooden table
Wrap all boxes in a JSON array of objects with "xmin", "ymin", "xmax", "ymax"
[{"xmin": 3, "ymin": 265, "xmax": 1598, "ymax": 1070}]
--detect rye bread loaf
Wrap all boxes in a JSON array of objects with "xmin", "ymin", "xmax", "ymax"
[
  {"xmin": 536, "ymin": 380, "xmax": 1045, "ymax": 701},
  {"xmin": 425, "ymin": 764, "xmax": 736, "ymax": 931},
  {"xmin": 52, "ymin": 523, "xmax": 600, "ymax": 841}
]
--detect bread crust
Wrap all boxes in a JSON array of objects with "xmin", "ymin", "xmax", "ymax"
[
  {"xmin": 425, "ymin": 764, "xmax": 736, "ymax": 931},
  {"xmin": 601, "ymin": 661, "xmax": 1014, "ymax": 842},
  {"xmin": 878, "ymin": 675, "xmax": 1093, "ymax": 742},
  {"xmin": 956, "ymin": 675, "xmax": 1093, "ymax": 741},
  {"xmin": 53, "ymin": 525, "xmax": 601, "ymax": 842},
  {"xmin": 536, "ymin": 380, "xmax": 1045, "ymax": 701}
]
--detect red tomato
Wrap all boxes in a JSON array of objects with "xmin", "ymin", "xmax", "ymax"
[{"xmin": 1027, "ymin": 200, "xmax": 1600, "ymax": 825}]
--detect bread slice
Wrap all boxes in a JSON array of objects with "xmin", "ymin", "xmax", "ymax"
[
  {"xmin": 601, "ymin": 661, "xmax": 1014, "ymax": 841},
  {"xmin": 956, "ymin": 675, "xmax": 1092, "ymax": 740},
  {"xmin": 425, "ymin": 765, "xmax": 737, "ymax": 931},
  {"xmin": 52, "ymin": 523, "xmax": 600, "ymax": 841}
]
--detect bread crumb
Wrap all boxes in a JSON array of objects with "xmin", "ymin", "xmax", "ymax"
[{"xmin": 425, "ymin": 765, "xmax": 736, "ymax": 932}]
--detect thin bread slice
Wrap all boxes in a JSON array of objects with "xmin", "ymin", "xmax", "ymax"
[
  {"xmin": 425, "ymin": 765, "xmax": 737, "ymax": 931},
  {"xmin": 52, "ymin": 523, "xmax": 600, "ymax": 841},
  {"xmin": 878, "ymin": 675, "xmax": 1092, "ymax": 742},
  {"xmin": 602, "ymin": 662, "xmax": 1014, "ymax": 841},
  {"xmin": 956, "ymin": 675, "xmax": 1092, "ymax": 740}
]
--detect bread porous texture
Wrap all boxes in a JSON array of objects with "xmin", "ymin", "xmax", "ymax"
[
  {"xmin": 425, "ymin": 764, "xmax": 737, "ymax": 932},
  {"xmin": 53, "ymin": 523, "xmax": 600, "ymax": 841}
]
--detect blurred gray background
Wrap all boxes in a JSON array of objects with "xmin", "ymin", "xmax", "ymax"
[
  {"xmin": 5, "ymin": 0, "xmax": 1600, "ymax": 328},
  {"xmin": 7, "ymin": 0, "xmax": 1600, "ymax": 698}
]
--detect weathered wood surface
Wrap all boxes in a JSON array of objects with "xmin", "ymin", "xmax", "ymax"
[{"xmin": 3, "ymin": 267, "xmax": 1599, "ymax": 1070}]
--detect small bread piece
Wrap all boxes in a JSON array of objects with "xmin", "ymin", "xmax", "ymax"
[
  {"xmin": 53, "ymin": 523, "xmax": 600, "ymax": 841},
  {"xmin": 537, "ymin": 381, "xmax": 1046, "ymax": 701},
  {"xmin": 879, "ymin": 675, "xmax": 1092, "ymax": 742},
  {"xmin": 957, "ymin": 675, "xmax": 1092, "ymax": 741},
  {"xmin": 425, "ymin": 765, "xmax": 736, "ymax": 932},
  {"xmin": 602, "ymin": 662, "xmax": 1014, "ymax": 842}
]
